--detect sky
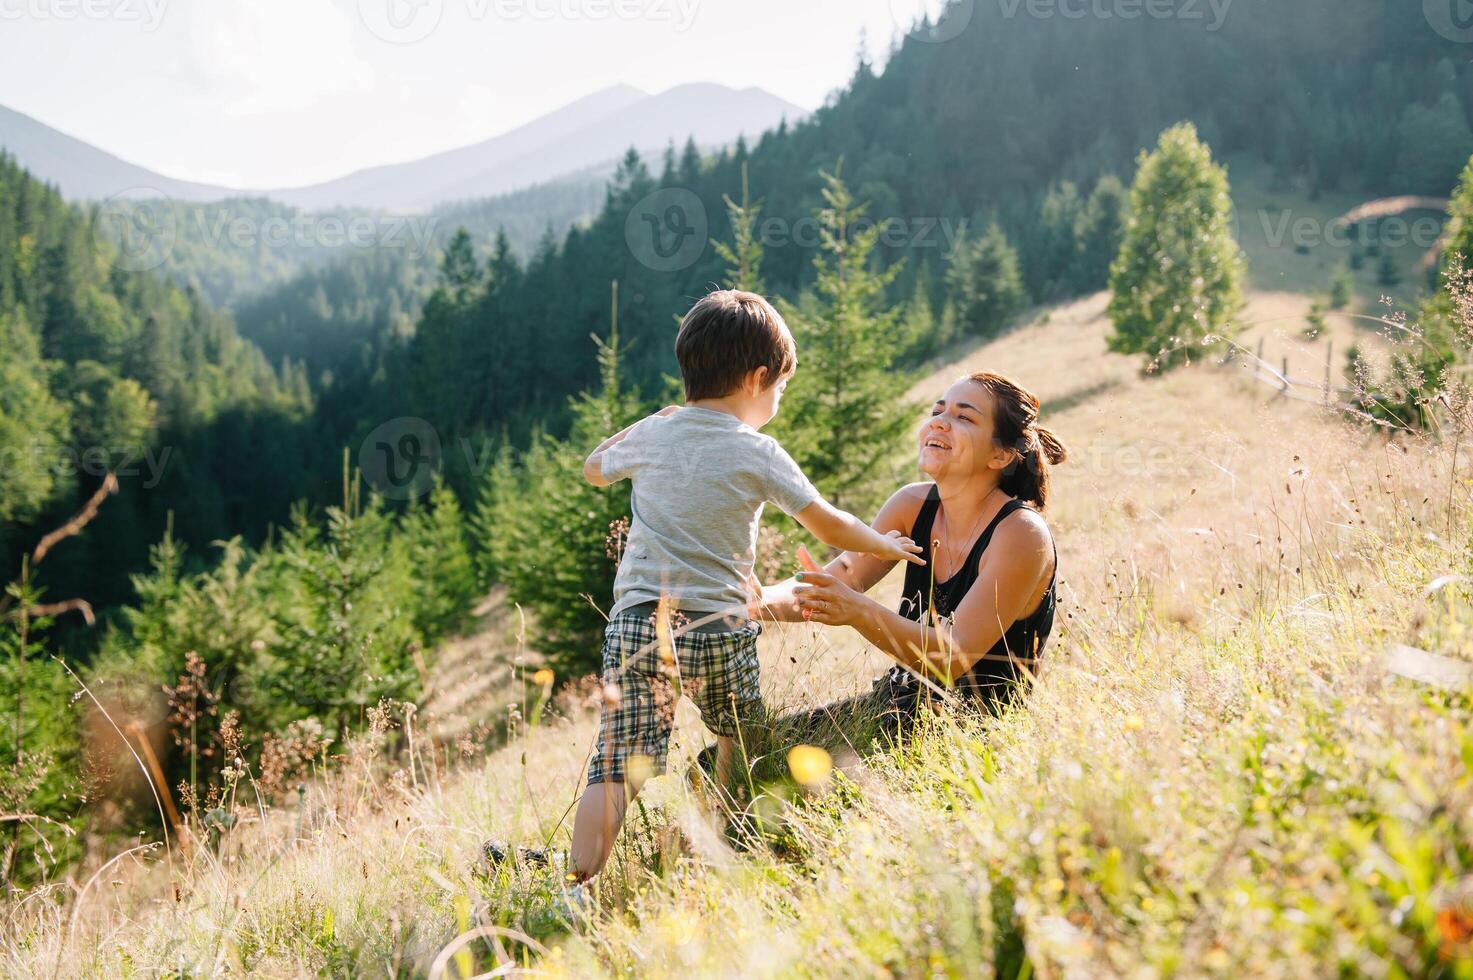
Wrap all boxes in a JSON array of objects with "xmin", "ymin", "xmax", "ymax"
[{"xmin": 0, "ymin": 0, "xmax": 946, "ymax": 189}]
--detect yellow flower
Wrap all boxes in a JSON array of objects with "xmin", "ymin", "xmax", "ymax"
[
  {"xmin": 655, "ymin": 596, "xmax": 676, "ymax": 665},
  {"xmin": 787, "ymin": 744, "xmax": 833, "ymax": 786},
  {"xmin": 533, "ymin": 668, "xmax": 555, "ymax": 688},
  {"xmin": 1124, "ymin": 714, "xmax": 1144, "ymax": 731},
  {"xmin": 627, "ymin": 754, "xmax": 655, "ymax": 788}
]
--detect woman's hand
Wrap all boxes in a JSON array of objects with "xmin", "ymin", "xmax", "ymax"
[{"xmin": 793, "ymin": 570, "xmax": 870, "ymax": 626}]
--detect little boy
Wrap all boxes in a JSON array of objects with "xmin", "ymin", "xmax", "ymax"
[{"xmin": 570, "ymin": 289, "xmax": 923, "ymax": 882}]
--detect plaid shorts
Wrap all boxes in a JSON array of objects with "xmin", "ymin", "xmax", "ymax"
[{"xmin": 586, "ymin": 612, "xmax": 764, "ymax": 786}]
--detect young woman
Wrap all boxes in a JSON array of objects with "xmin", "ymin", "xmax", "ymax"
[{"xmin": 759, "ymin": 370, "xmax": 1067, "ymax": 738}]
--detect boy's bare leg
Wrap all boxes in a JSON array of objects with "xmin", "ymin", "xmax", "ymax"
[
  {"xmin": 714, "ymin": 735, "xmax": 738, "ymax": 791},
  {"xmin": 570, "ymin": 780, "xmax": 631, "ymax": 882}
]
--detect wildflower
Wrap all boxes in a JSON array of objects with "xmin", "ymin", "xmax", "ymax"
[
  {"xmin": 627, "ymin": 754, "xmax": 655, "ymax": 789},
  {"xmin": 787, "ymin": 744, "xmax": 833, "ymax": 786},
  {"xmin": 1438, "ymin": 901, "xmax": 1473, "ymax": 961},
  {"xmin": 533, "ymin": 668, "xmax": 556, "ymax": 688}
]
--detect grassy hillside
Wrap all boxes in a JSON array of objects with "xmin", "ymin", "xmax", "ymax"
[{"xmin": 6, "ymin": 287, "xmax": 1470, "ymax": 977}]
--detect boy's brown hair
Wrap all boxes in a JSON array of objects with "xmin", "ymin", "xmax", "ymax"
[{"xmin": 675, "ymin": 290, "xmax": 796, "ymax": 401}]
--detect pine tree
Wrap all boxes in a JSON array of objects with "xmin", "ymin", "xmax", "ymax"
[
  {"xmin": 772, "ymin": 165, "xmax": 917, "ymax": 515},
  {"xmin": 266, "ymin": 498, "xmax": 420, "ymax": 739},
  {"xmin": 1329, "ymin": 266, "xmax": 1355, "ymax": 310},
  {"xmin": 1377, "ymin": 250, "xmax": 1401, "ymax": 288},
  {"xmin": 439, "ymin": 229, "xmax": 481, "ymax": 304},
  {"xmin": 1107, "ymin": 123, "xmax": 1244, "ymax": 373},
  {"xmin": 402, "ymin": 479, "xmax": 479, "ymax": 639},
  {"xmin": 713, "ymin": 162, "xmax": 765, "ymax": 293},
  {"xmin": 1073, "ymin": 175, "xmax": 1129, "ymax": 294},
  {"xmin": 0, "ymin": 310, "xmax": 70, "ymax": 523},
  {"xmin": 1441, "ymin": 155, "xmax": 1473, "ymax": 275},
  {"xmin": 945, "ymin": 222, "xmax": 1025, "ymax": 338}
]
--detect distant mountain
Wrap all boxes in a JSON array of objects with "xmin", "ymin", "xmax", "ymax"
[
  {"xmin": 418, "ymin": 83, "xmax": 805, "ymax": 208},
  {"xmin": 0, "ymin": 83, "xmax": 807, "ymax": 211},
  {"xmin": 262, "ymin": 84, "xmax": 648, "ymax": 211},
  {"xmin": 0, "ymin": 104, "xmax": 234, "ymax": 202},
  {"xmin": 267, "ymin": 83, "xmax": 806, "ymax": 211}
]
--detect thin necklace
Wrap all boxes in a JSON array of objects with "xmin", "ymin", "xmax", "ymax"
[{"xmin": 933, "ymin": 485, "xmax": 1002, "ymax": 581}]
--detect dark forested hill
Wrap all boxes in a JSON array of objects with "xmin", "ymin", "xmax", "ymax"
[
  {"xmin": 388, "ymin": 0, "xmax": 1473, "ymax": 451},
  {"xmin": 6, "ymin": 0, "xmax": 1471, "ymax": 621},
  {"xmin": 0, "ymin": 153, "xmax": 319, "ymax": 612}
]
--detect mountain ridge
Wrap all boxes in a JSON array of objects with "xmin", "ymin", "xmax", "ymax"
[{"xmin": 0, "ymin": 83, "xmax": 807, "ymax": 211}]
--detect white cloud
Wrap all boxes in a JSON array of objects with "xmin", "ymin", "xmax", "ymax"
[{"xmin": 188, "ymin": 0, "xmax": 374, "ymax": 116}]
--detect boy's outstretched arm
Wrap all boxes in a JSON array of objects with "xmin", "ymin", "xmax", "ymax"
[
  {"xmin": 793, "ymin": 498, "xmax": 926, "ymax": 566},
  {"xmin": 583, "ymin": 405, "xmax": 680, "ymax": 487}
]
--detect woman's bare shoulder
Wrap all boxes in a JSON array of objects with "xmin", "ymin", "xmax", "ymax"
[
  {"xmin": 991, "ymin": 505, "xmax": 1055, "ymax": 564},
  {"xmin": 873, "ymin": 482, "xmax": 934, "ymax": 530}
]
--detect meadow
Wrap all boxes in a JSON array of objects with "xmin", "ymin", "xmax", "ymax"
[{"xmin": 4, "ymin": 285, "xmax": 1469, "ymax": 978}]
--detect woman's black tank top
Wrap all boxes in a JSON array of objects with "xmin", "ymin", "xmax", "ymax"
[{"xmin": 890, "ymin": 486, "xmax": 1056, "ymax": 705}]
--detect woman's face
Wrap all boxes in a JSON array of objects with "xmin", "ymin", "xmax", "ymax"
[{"xmin": 918, "ymin": 378, "xmax": 1005, "ymax": 480}]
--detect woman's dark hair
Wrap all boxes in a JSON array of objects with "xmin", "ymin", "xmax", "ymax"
[{"xmin": 966, "ymin": 371, "xmax": 1069, "ymax": 511}]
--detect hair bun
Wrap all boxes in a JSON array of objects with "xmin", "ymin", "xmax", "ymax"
[{"xmin": 1036, "ymin": 426, "xmax": 1069, "ymax": 466}]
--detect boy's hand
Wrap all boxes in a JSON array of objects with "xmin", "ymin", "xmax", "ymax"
[{"xmin": 874, "ymin": 530, "xmax": 926, "ymax": 566}]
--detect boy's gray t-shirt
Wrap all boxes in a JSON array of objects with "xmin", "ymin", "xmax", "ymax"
[{"xmin": 602, "ymin": 406, "xmax": 820, "ymax": 619}]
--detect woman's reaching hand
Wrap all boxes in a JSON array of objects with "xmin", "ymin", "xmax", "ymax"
[{"xmin": 793, "ymin": 569, "xmax": 870, "ymax": 626}]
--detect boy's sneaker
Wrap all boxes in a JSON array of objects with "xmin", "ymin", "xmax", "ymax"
[
  {"xmin": 551, "ymin": 881, "xmax": 593, "ymax": 927},
  {"xmin": 479, "ymin": 838, "xmax": 554, "ymax": 872}
]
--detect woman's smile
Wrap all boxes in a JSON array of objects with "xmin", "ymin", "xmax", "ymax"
[{"xmin": 922, "ymin": 433, "xmax": 952, "ymax": 452}]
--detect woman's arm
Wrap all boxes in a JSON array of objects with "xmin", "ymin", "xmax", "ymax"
[
  {"xmin": 795, "ymin": 510, "xmax": 1054, "ymax": 683},
  {"xmin": 758, "ymin": 484, "xmax": 931, "ymax": 622}
]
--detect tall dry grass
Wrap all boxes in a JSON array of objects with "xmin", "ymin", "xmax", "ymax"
[{"xmin": 3, "ymin": 292, "xmax": 1471, "ymax": 977}]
